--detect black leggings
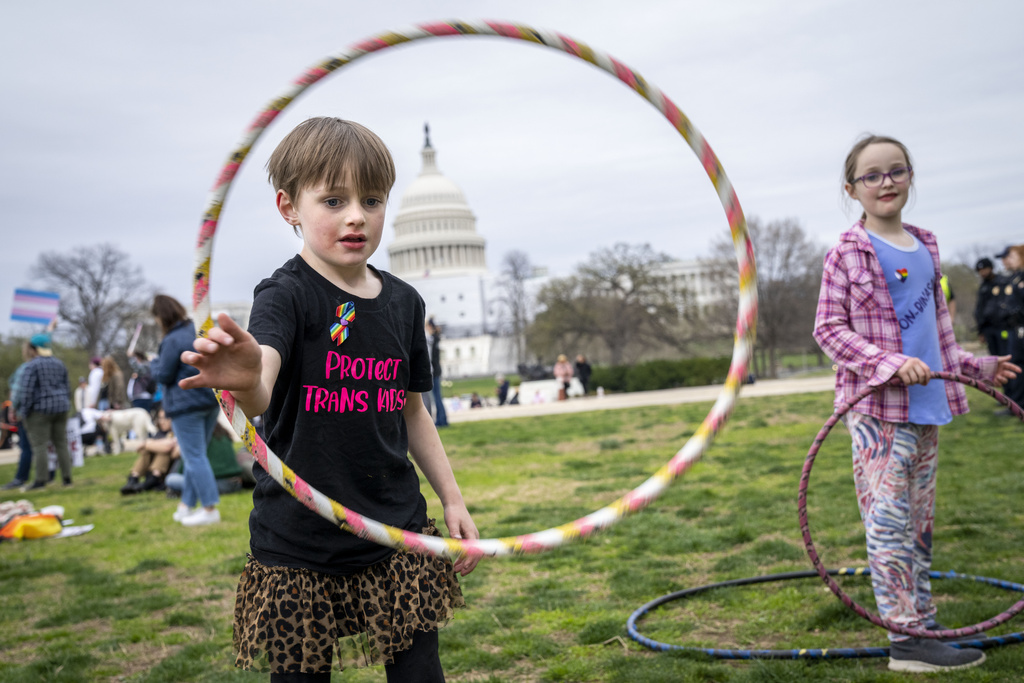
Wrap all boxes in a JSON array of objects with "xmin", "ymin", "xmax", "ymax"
[{"xmin": 268, "ymin": 629, "xmax": 444, "ymax": 683}]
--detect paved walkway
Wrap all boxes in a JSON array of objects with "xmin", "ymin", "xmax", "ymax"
[
  {"xmin": 446, "ymin": 374, "xmax": 834, "ymax": 423},
  {"xmin": 0, "ymin": 375, "xmax": 835, "ymax": 466}
]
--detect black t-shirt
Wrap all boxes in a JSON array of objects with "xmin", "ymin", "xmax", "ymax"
[{"xmin": 247, "ymin": 256, "xmax": 433, "ymax": 575}]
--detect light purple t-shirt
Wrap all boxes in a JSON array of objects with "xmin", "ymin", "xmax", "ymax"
[{"xmin": 869, "ymin": 233, "xmax": 952, "ymax": 426}]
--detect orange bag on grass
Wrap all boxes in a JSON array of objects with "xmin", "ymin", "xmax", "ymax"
[{"xmin": 0, "ymin": 513, "xmax": 63, "ymax": 540}]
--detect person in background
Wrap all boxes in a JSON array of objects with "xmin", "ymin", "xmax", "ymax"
[
  {"xmin": 495, "ymin": 373, "xmax": 510, "ymax": 406},
  {"xmin": 469, "ymin": 392, "xmax": 483, "ymax": 408},
  {"xmin": 0, "ymin": 399, "xmax": 16, "ymax": 451},
  {"xmin": 553, "ymin": 354, "xmax": 573, "ymax": 401},
  {"xmin": 974, "ymin": 257, "xmax": 1005, "ymax": 356},
  {"xmin": 165, "ymin": 422, "xmax": 245, "ymax": 496},
  {"xmin": 17, "ymin": 334, "xmax": 74, "ymax": 491},
  {"xmin": 994, "ymin": 244, "xmax": 1024, "ymax": 414},
  {"xmin": 575, "ymin": 354, "xmax": 592, "ymax": 396},
  {"xmin": 80, "ymin": 356, "xmax": 111, "ymax": 454},
  {"xmin": 127, "ymin": 351, "xmax": 156, "ymax": 413},
  {"xmin": 100, "ymin": 356, "xmax": 129, "ymax": 411},
  {"xmin": 77, "ymin": 406, "xmax": 108, "ymax": 455},
  {"xmin": 1, "ymin": 342, "xmax": 37, "ymax": 490},
  {"xmin": 85, "ymin": 357, "xmax": 104, "ymax": 409},
  {"xmin": 4, "ymin": 320, "xmax": 59, "ymax": 489},
  {"xmin": 120, "ymin": 409, "xmax": 179, "ymax": 494},
  {"xmin": 426, "ymin": 318, "xmax": 449, "ymax": 427},
  {"xmin": 73, "ymin": 376, "xmax": 88, "ymax": 413},
  {"xmin": 151, "ymin": 294, "xmax": 222, "ymax": 526}
]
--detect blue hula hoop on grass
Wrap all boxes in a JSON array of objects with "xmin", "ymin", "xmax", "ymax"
[{"xmin": 627, "ymin": 567, "xmax": 1024, "ymax": 659}]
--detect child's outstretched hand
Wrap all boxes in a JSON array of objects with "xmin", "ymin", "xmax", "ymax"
[
  {"xmin": 179, "ymin": 313, "xmax": 263, "ymax": 394},
  {"xmin": 896, "ymin": 357, "xmax": 931, "ymax": 386},
  {"xmin": 444, "ymin": 502, "xmax": 480, "ymax": 576},
  {"xmin": 992, "ymin": 355, "xmax": 1021, "ymax": 386}
]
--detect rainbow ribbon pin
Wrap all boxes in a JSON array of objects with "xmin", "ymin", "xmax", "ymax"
[{"xmin": 330, "ymin": 301, "xmax": 355, "ymax": 345}]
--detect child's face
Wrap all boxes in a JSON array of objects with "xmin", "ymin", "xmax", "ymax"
[
  {"xmin": 845, "ymin": 142, "xmax": 912, "ymax": 224},
  {"xmin": 278, "ymin": 171, "xmax": 387, "ymax": 276}
]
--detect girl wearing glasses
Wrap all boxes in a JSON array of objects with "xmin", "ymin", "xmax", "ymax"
[{"xmin": 813, "ymin": 134, "xmax": 1019, "ymax": 673}]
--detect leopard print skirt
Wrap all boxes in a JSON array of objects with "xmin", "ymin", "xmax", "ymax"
[{"xmin": 232, "ymin": 521, "xmax": 465, "ymax": 674}]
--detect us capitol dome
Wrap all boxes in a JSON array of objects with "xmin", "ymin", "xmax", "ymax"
[
  {"xmin": 387, "ymin": 125, "xmax": 487, "ymax": 279},
  {"xmin": 386, "ymin": 125, "xmax": 547, "ymax": 378}
]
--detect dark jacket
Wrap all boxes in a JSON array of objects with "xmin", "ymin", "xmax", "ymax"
[
  {"xmin": 975, "ymin": 274, "xmax": 1004, "ymax": 335},
  {"xmin": 153, "ymin": 320, "xmax": 218, "ymax": 417},
  {"xmin": 429, "ymin": 332, "xmax": 443, "ymax": 379},
  {"xmin": 1000, "ymin": 272, "xmax": 1024, "ymax": 328}
]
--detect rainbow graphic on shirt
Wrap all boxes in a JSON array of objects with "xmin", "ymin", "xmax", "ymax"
[
  {"xmin": 895, "ymin": 268, "xmax": 908, "ymax": 283},
  {"xmin": 330, "ymin": 302, "xmax": 355, "ymax": 345}
]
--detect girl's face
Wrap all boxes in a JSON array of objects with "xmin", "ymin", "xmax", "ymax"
[{"xmin": 845, "ymin": 142, "xmax": 912, "ymax": 225}]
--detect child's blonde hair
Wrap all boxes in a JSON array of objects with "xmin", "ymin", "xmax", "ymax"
[
  {"xmin": 267, "ymin": 118, "xmax": 396, "ymax": 235},
  {"xmin": 842, "ymin": 134, "xmax": 914, "ymax": 222}
]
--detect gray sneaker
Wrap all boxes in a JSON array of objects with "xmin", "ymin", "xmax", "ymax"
[{"xmin": 889, "ymin": 638, "xmax": 985, "ymax": 672}]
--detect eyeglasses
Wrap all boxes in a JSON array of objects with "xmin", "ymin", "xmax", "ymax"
[{"xmin": 853, "ymin": 166, "xmax": 912, "ymax": 188}]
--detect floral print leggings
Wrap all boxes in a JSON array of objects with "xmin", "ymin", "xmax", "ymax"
[{"xmin": 845, "ymin": 412, "xmax": 940, "ymax": 642}]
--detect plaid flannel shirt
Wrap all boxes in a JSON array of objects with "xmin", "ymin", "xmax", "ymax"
[
  {"xmin": 19, "ymin": 356, "xmax": 71, "ymax": 416},
  {"xmin": 813, "ymin": 222, "xmax": 996, "ymax": 423}
]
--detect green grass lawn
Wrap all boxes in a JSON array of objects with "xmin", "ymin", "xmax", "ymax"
[{"xmin": 1, "ymin": 389, "xmax": 1022, "ymax": 682}]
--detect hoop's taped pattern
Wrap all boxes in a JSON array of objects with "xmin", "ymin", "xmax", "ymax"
[
  {"xmin": 799, "ymin": 371, "xmax": 1024, "ymax": 639},
  {"xmin": 627, "ymin": 568, "xmax": 1024, "ymax": 659},
  {"xmin": 193, "ymin": 20, "xmax": 757, "ymax": 560}
]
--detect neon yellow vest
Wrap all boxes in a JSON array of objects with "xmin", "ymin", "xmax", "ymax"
[{"xmin": 940, "ymin": 275, "xmax": 951, "ymax": 302}]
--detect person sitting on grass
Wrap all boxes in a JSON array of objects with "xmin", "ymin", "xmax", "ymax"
[
  {"xmin": 165, "ymin": 422, "xmax": 247, "ymax": 496},
  {"xmin": 120, "ymin": 410, "xmax": 180, "ymax": 495}
]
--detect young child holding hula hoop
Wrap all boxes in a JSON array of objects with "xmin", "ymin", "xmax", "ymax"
[
  {"xmin": 181, "ymin": 117, "xmax": 479, "ymax": 682},
  {"xmin": 813, "ymin": 134, "xmax": 1019, "ymax": 673}
]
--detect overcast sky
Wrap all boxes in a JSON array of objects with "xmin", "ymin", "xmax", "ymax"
[{"xmin": 2, "ymin": 0, "xmax": 1021, "ymax": 340}]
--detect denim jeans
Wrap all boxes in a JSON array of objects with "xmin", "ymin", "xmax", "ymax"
[
  {"xmin": 171, "ymin": 406, "xmax": 220, "ymax": 508},
  {"xmin": 165, "ymin": 472, "xmax": 241, "ymax": 495},
  {"xmin": 13, "ymin": 420, "xmax": 32, "ymax": 483},
  {"xmin": 431, "ymin": 379, "xmax": 448, "ymax": 427}
]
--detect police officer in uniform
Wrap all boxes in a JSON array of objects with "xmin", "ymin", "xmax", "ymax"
[
  {"xmin": 974, "ymin": 257, "xmax": 1005, "ymax": 355},
  {"xmin": 995, "ymin": 245, "xmax": 1024, "ymax": 414}
]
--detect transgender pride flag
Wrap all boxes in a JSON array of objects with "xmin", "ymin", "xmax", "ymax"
[{"xmin": 11, "ymin": 289, "xmax": 60, "ymax": 325}]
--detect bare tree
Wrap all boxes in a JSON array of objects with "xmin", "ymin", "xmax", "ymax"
[
  {"xmin": 30, "ymin": 244, "xmax": 154, "ymax": 355},
  {"xmin": 706, "ymin": 217, "xmax": 825, "ymax": 378},
  {"xmin": 952, "ymin": 243, "xmax": 1011, "ymax": 274},
  {"xmin": 527, "ymin": 243, "xmax": 681, "ymax": 365},
  {"xmin": 495, "ymin": 250, "xmax": 534, "ymax": 366}
]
